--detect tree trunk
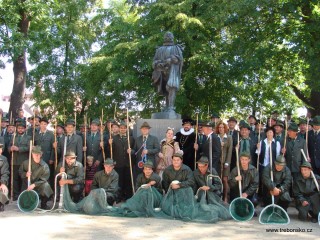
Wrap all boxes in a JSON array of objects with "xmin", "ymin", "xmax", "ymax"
[
  {"xmin": 307, "ymin": 90, "xmax": 320, "ymax": 117},
  {"xmin": 8, "ymin": 4, "xmax": 30, "ymax": 121}
]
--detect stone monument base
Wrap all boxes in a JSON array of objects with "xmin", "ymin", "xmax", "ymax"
[
  {"xmin": 151, "ymin": 110, "xmax": 181, "ymax": 119},
  {"xmin": 134, "ymin": 119, "xmax": 183, "ymax": 140}
]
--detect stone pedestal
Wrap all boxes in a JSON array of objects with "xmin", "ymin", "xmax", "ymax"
[
  {"xmin": 151, "ymin": 110, "xmax": 181, "ymax": 119},
  {"xmin": 133, "ymin": 119, "xmax": 183, "ymax": 141}
]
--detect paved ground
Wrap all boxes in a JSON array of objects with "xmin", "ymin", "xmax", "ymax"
[{"xmin": 0, "ymin": 201, "xmax": 319, "ymax": 240}]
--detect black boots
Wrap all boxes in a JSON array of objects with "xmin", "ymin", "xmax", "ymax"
[
  {"xmin": 40, "ymin": 196, "xmax": 50, "ymax": 210},
  {"xmin": 0, "ymin": 203, "xmax": 4, "ymax": 212}
]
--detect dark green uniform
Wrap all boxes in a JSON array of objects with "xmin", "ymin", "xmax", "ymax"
[
  {"xmin": 91, "ymin": 169, "xmax": 119, "ymax": 205},
  {"xmin": 229, "ymin": 164, "xmax": 259, "ymax": 205},
  {"xmin": 293, "ymin": 173, "xmax": 320, "ymax": 221},
  {"xmin": 19, "ymin": 159, "xmax": 53, "ymax": 199},
  {"xmin": 56, "ymin": 161, "xmax": 84, "ymax": 203},
  {"xmin": 10, "ymin": 133, "xmax": 32, "ymax": 199},
  {"xmin": 193, "ymin": 168, "xmax": 223, "ymax": 204},
  {"xmin": 136, "ymin": 172, "xmax": 162, "ymax": 193},
  {"xmin": 162, "ymin": 164, "xmax": 195, "ymax": 193},
  {"xmin": 262, "ymin": 164, "xmax": 292, "ymax": 210},
  {"xmin": 0, "ymin": 155, "xmax": 9, "ymax": 206}
]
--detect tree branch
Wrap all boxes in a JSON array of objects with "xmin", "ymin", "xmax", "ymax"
[{"xmin": 288, "ymin": 83, "xmax": 311, "ymax": 106}]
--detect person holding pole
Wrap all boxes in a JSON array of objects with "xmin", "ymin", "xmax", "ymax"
[{"xmin": 0, "ymin": 143, "xmax": 9, "ymax": 211}]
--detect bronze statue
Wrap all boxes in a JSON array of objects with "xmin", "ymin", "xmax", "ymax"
[{"xmin": 152, "ymin": 32, "xmax": 183, "ymax": 112}]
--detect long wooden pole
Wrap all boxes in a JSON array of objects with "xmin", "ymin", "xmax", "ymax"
[
  {"xmin": 127, "ymin": 108, "xmax": 135, "ymax": 195},
  {"xmin": 0, "ymin": 113, "xmax": 2, "ymax": 135},
  {"xmin": 32, "ymin": 111, "xmax": 35, "ymax": 145},
  {"xmin": 194, "ymin": 111, "xmax": 199, "ymax": 170},
  {"xmin": 84, "ymin": 114, "xmax": 87, "ymax": 179},
  {"xmin": 283, "ymin": 117, "xmax": 288, "ymax": 154},
  {"xmin": 27, "ymin": 140, "xmax": 32, "ymax": 187},
  {"xmin": 100, "ymin": 117, "xmax": 106, "ymax": 162},
  {"xmin": 236, "ymin": 132, "xmax": 242, "ymax": 197},
  {"xmin": 306, "ymin": 117, "xmax": 310, "ymax": 159},
  {"xmin": 10, "ymin": 133, "xmax": 16, "ymax": 202},
  {"xmin": 54, "ymin": 121, "xmax": 58, "ymax": 169}
]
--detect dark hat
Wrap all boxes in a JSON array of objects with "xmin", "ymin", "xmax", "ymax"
[
  {"xmin": 140, "ymin": 122, "xmax": 151, "ymax": 129},
  {"xmin": 298, "ymin": 118, "xmax": 307, "ymax": 125},
  {"xmin": 197, "ymin": 156, "xmax": 209, "ymax": 165},
  {"xmin": 274, "ymin": 120, "xmax": 284, "ymax": 128},
  {"xmin": 111, "ymin": 120, "xmax": 120, "ymax": 127},
  {"xmin": 227, "ymin": 117, "xmax": 237, "ymax": 123},
  {"xmin": 143, "ymin": 161, "xmax": 154, "ymax": 168},
  {"xmin": 197, "ymin": 120, "xmax": 205, "ymax": 126},
  {"xmin": 312, "ymin": 115, "xmax": 320, "ymax": 126},
  {"xmin": 32, "ymin": 146, "xmax": 42, "ymax": 154},
  {"xmin": 202, "ymin": 121, "xmax": 214, "ymax": 128},
  {"xmin": 1, "ymin": 117, "xmax": 9, "ymax": 122},
  {"xmin": 300, "ymin": 161, "xmax": 312, "ymax": 169},
  {"xmin": 16, "ymin": 121, "xmax": 26, "ymax": 128},
  {"xmin": 119, "ymin": 121, "xmax": 127, "ymax": 127},
  {"xmin": 288, "ymin": 122, "xmax": 299, "ymax": 132},
  {"xmin": 56, "ymin": 122, "xmax": 65, "ymax": 129},
  {"xmin": 65, "ymin": 119, "xmax": 76, "ymax": 126},
  {"xmin": 239, "ymin": 121, "xmax": 250, "ymax": 130},
  {"xmin": 248, "ymin": 115, "xmax": 257, "ymax": 121},
  {"xmin": 275, "ymin": 155, "xmax": 286, "ymax": 166},
  {"xmin": 272, "ymin": 110, "xmax": 279, "ymax": 114},
  {"xmin": 210, "ymin": 112, "xmax": 220, "ymax": 118},
  {"xmin": 31, "ymin": 115, "xmax": 41, "ymax": 120},
  {"xmin": 40, "ymin": 117, "xmax": 49, "ymax": 124},
  {"xmin": 65, "ymin": 151, "xmax": 77, "ymax": 158},
  {"xmin": 172, "ymin": 152, "xmax": 183, "ymax": 159},
  {"xmin": 104, "ymin": 158, "xmax": 115, "ymax": 166},
  {"xmin": 255, "ymin": 119, "xmax": 265, "ymax": 125},
  {"xmin": 182, "ymin": 118, "xmax": 193, "ymax": 125},
  {"xmin": 91, "ymin": 119, "xmax": 100, "ymax": 125}
]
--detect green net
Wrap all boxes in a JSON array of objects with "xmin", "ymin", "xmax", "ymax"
[
  {"xmin": 17, "ymin": 190, "xmax": 39, "ymax": 213},
  {"xmin": 62, "ymin": 186, "xmax": 231, "ymax": 223},
  {"xmin": 229, "ymin": 197, "xmax": 254, "ymax": 221},
  {"xmin": 259, "ymin": 204, "xmax": 290, "ymax": 224}
]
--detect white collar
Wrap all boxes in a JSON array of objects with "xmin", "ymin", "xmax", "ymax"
[{"xmin": 180, "ymin": 128, "xmax": 194, "ymax": 135}]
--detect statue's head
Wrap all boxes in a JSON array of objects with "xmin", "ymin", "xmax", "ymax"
[{"xmin": 164, "ymin": 32, "xmax": 174, "ymax": 44}]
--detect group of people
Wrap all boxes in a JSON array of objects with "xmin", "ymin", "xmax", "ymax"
[{"xmin": 0, "ymin": 108, "xmax": 319, "ymax": 224}]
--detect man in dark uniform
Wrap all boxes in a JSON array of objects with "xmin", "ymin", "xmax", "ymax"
[
  {"xmin": 55, "ymin": 119, "xmax": 83, "ymax": 163},
  {"xmin": 9, "ymin": 121, "xmax": 31, "ymax": 200},
  {"xmin": 0, "ymin": 143, "xmax": 9, "ymax": 211},
  {"xmin": 110, "ymin": 121, "xmax": 135, "ymax": 201},
  {"xmin": 227, "ymin": 117, "xmax": 239, "ymax": 171},
  {"xmin": 239, "ymin": 122, "xmax": 257, "ymax": 167},
  {"xmin": 229, "ymin": 152, "xmax": 259, "ymax": 207},
  {"xmin": 56, "ymin": 151, "xmax": 84, "ymax": 203},
  {"xmin": 26, "ymin": 115, "xmax": 40, "ymax": 139},
  {"xmin": 83, "ymin": 119, "xmax": 103, "ymax": 171},
  {"xmin": 19, "ymin": 146, "xmax": 53, "ymax": 209},
  {"xmin": 132, "ymin": 122, "xmax": 159, "ymax": 180},
  {"xmin": 284, "ymin": 122, "xmax": 307, "ymax": 180},
  {"xmin": 262, "ymin": 155, "xmax": 292, "ymax": 211},
  {"xmin": 195, "ymin": 121, "xmax": 221, "ymax": 175},
  {"xmin": 136, "ymin": 161, "xmax": 162, "ymax": 193},
  {"xmin": 308, "ymin": 115, "xmax": 320, "ymax": 175},
  {"xmin": 162, "ymin": 153, "xmax": 195, "ymax": 193},
  {"xmin": 34, "ymin": 117, "xmax": 55, "ymax": 188},
  {"xmin": 293, "ymin": 161, "xmax": 320, "ymax": 223},
  {"xmin": 297, "ymin": 118, "xmax": 307, "ymax": 140},
  {"xmin": 193, "ymin": 156, "xmax": 223, "ymax": 204},
  {"xmin": 175, "ymin": 118, "xmax": 196, "ymax": 170},
  {"xmin": 0, "ymin": 117, "xmax": 9, "ymax": 137},
  {"xmin": 274, "ymin": 120, "xmax": 285, "ymax": 148},
  {"xmin": 91, "ymin": 158, "xmax": 119, "ymax": 205}
]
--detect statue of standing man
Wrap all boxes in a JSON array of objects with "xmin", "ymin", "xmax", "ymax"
[{"xmin": 152, "ymin": 32, "xmax": 183, "ymax": 112}]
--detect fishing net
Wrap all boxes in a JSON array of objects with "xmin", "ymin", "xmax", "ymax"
[
  {"xmin": 229, "ymin": 197, "xmax": 255, "ymax": 221},
  {"xmin": 17, "ymin": 190, "xmax": 39, "ymax": 213},
  {"xmin": 61, "ymin": 185, "xmax": 231, "ymax": 223},
  {"xmin": 259, "ymin": 203, "xmax": 290, "ymax": 224}
]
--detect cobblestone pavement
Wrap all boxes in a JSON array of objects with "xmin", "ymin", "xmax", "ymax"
[{"xmin": 0, "ymin": 201, "xmax": 319, "ymax": 240}]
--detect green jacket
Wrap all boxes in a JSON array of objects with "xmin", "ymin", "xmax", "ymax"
[
  {"xmin": 10, "ymin": 133, "xmax": 32, "ymax": 165},
  {"xmin": 162, "ymin": 164, "xmax": 195, "ymax": 192},
  {"xmin": 262, "ymin": 164, "xmax": 292, "ymax": 193},
  {"xmin": 229, "ymin": 164, "xmax": 259, "ymax": 197},
  {"xmin": 136, "ymin": 172, "xmax": 162, "ymax": 193},
  {"xmin": 56, "ymin": 161, "xmax": 84, "ymax": 185},
  {"xmin": 193, "ymin": 168, "xmax": 222, "ymax": 193},
  {"xmin": 91, "ymin": 169, "xmax": 119, "ymax": 197},
  {"xmin": 0, "ymin": 155, "xmax": 9, "ymax": 186},
  {"xmin": 293, "ymin": 173, "xmax": 320, "ymax": 204}
]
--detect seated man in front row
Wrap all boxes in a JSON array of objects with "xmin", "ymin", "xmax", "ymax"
[
  {"xmin": 293, "ymin": 161, "xmax": 320, "ymax": 223},
  {"xmin": 136, "ymin": 161, "xmax": 162, "ymax": 193},
  {"xmin": 229, "ymin": 152, "xmax": 259, "ymax": 206},
  {"xmin": 19, "ymin": 146, "xmax": 53, "ymax": 210},
  {"xmin": 193, "ymin": 156, "xmax": 224, "ymax": 204},
  {"xmin": 262, "ymin": 155, "xmax": 292, "ymax": 211},
  {"xmin": 162, "ymin": 153, "xmax": 195, "ymax": 193},
  {"xmin": 91, "ymin": 158, "xmax": 119, "ymax": 206},
  {"xmin": 56, "ymin": 151, "xmax": 84, "ymax": 203}
]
